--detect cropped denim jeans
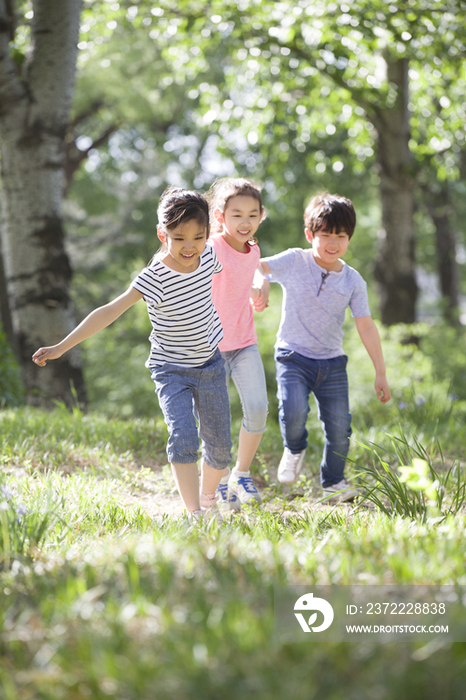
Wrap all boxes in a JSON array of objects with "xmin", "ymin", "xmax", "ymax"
[
  {"xmin": 275, "ymin": 348, "xmax": 352, "ymax": 486},
  {"xmin": 150, "ymin": 349, "xmax": 232, "ymax": 470},
  {"xmin": 221, "ymin": 344, "xmax": 268, "ymax": 435}
]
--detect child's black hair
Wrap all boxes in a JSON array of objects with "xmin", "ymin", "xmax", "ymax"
[
  {"xmin": 304, "ymin": 192, "xmax": 356, "ymax": 239},
  {"xmin": 157, "ymin": 186, "xmax": 209, "ymax": 232},
  {"xmin": 149, "ymin": 187, "xmax": 210, "ymax": 265}
]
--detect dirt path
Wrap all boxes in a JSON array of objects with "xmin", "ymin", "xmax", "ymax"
[{"xmin": 115, "ymin": 462, "xmax": 356, "ymax": 518}]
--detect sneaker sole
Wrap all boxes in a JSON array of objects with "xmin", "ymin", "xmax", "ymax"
[
  {"xmin": 322, "ymin": 490, "xmax": 358, "ymax": 503},
  {"xmin": 227, "ymin": 488, "xmax": 262, "ymax": 507},
  {"xmin": 219, "ymin": 498, "xmax": 242, "ymax": 512},
  {"xmin": 277, "ymin": 472, "xmax": 300, "ymax": 485}
]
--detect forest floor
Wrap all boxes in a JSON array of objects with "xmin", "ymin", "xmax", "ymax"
[{"xmin": 112, "ymin": 455, "xmax": 357, "ymax": 519}]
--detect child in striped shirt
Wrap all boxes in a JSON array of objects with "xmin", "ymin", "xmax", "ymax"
[{"xmin": 32, "ymin": 187, "xmax": 232, "ymax": 519}]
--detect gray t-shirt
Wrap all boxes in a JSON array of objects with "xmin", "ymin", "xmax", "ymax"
[{"xmin": 264, "ymin": 248, "xmax": 371, "ymax": 359}]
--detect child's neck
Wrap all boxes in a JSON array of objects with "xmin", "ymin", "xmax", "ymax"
[
  {"xmin": 311, "ymin": 249, "xmax": 344, "ymax": 273},
  {"xmin": 221, "ymin": 232, "xmax": 249, "ymax": 254},
  {"xmin": 160, "ymin": 251, "xmax": 201, "ymax": 274}
]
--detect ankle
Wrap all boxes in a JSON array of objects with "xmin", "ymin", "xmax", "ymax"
[
  {"xmin": 188, "ymin": 509, "xmax": 202, "ymax": 521},
  {"xmin": 231, "ymin": 466, "xmax": 250, "ymax": 478},
  {"xmin": 200, "ymin": 491, "xmax": 219, "ymax": 509},
  {"xmin": 219, "ymin": 468, "xmax": 230, "ymax": 485}
]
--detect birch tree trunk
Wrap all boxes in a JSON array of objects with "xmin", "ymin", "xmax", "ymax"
[
  {"xmin": 372, "ymin": 55, "xmax": 418, "ymax": 325},
  {"xmin": 0, "ymin": 0, "xmax": 87, "ymax": 406}
]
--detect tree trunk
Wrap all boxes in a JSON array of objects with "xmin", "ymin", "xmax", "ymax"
[
  {"xmin": 423, "ymin": 183, "xmax": 459, "ymax": 325},
  {"xmin": 0, "ymin": 243, "xmax": 16, "ymax": 355},
  {"xmin": 372, "ymin": 55, "xmax": 418, "ymax": 325},
  {"xmin": 0, "ymin": 0, "xmax": 87, "ymax": 407}
]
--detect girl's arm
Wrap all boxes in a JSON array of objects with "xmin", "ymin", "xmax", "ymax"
[
  {"xmin": 32, "ymin": 286, "xmax": 144, "ymax": 366},
  {"xmin": 251, "ymin": 261, "xmax": 271, "ymax": 311},
  {"xmin": 250, "ymin": 281, "xmax": 270, "ymax": 311},
  {"xmin": 354, "ymin": 316, "xmax": 391, "ymax": 404}
]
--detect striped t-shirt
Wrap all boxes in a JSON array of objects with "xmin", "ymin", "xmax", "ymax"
[{"xmin": 131, "ymin": 246, "xmax": 224, "ymax": 367}]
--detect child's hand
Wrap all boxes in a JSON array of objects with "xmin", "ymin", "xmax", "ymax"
[
  {"xmin": 375, "ymin": 375, "xmax": 391, "ymax": 404},
  {"xmin": 32, "ymin": 346, "xmax": 63, "ymax": 367},
  {"xmin": 251, "ymin": 279, "xmax": 270, "ymax": 312},
  {"xmin": 251, "ymin": 289, "xmax": 269, "ymax": 312}
]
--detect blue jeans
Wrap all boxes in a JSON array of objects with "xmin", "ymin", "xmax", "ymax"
[
  {"xmin": 221, "ymin": 344, "xmax": 268, "ymax": 434},
  {"xmin": 275, "ymin": 349, "xmax": 352, "ymax": 486},
  {"xmin": 150, "ymin": 350, "xmax": 232, "ymax": 469}
]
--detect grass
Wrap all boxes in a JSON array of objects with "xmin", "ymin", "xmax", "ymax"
[
  {"xmin": 2, "ymin": 397, "xmax": 466, "ymax": 698},
  {"xmin": 3, "ymin": 317, "xmax": 466, "ymax": 697}
]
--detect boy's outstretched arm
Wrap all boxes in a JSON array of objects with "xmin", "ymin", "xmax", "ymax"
[
  {"xmin": 354, "ymin": 316, "xmax": 391, "ymax": 404},
  {"xmin": 32, "ymin": 286, "xmax": 143, "ymax": 366}
]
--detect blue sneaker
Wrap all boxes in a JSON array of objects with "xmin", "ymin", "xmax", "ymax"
[
  {"xmin": 216, "ymin": 481, "xmax": 241, "ymax": 512},
  {"xmin": 228, "ymin": 473, "xmax": 263, "ymax": 505}
]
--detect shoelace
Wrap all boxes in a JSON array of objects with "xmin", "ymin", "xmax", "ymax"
[
  {"xmin": 218, "ymin": 482, "xmax": 238, "ymax": 501},
  {"xmin": 236, "ymin": 476, "xmax": 257, "ymax": 493},
  {"xmin": 284, "ymin": 453, "xmax": 302, "ymax": 468},
  {"xmin": 217, "ymin": 483, "xmax": 229, "ymax": 499}
]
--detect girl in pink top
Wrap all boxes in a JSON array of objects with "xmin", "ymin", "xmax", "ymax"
[{"xmin": 207, "ymin": 178, "xmax": 269, "ymax": 509}]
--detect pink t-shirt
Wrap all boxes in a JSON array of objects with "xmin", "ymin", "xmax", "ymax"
[{"xmin": 209, "ymin": 234, "xmax": 260, "ymax": 351}]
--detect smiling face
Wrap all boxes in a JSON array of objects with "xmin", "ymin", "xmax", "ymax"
[
  {"xmin": 305, "ymin": 226, "xmax": 350, "ymax": 272},
  {"xmin": 216, "ymin": 194, "xmax": 262, "ymax": 252},
  {"xmin": 157, "ymin": 218, "xmax": 208, "ymax": 273}
]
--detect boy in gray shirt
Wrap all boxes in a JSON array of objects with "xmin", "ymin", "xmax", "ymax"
[{"xmin": 259, "ymin": 192, "xmax": 391, "ymax": 501}]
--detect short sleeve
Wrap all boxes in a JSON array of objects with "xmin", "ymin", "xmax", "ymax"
[
  {"xmin": 131, "ymin": 267, "xmax": 163, "ymax": 305},
  {"xmin": 252, "ymin": 242, "xmax": 261, "ymax": 270},
  {"xmin": 210, "ymin": 245, "xmax": 223, "ymax": 274},
  {"xmin": 263, "ymin": 248, "xmax": 299, "ymax": 284},
  {"xmin": 349, "ymin": 277, "xmax": 371, "ymax": 318}
]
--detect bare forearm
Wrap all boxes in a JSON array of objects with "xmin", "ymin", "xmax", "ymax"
[
  {"xmin": 33, "ymin": 286, "xmax": 142, "ymax": 366},
  {"xmin": 358, "ymin": 325, "xmax": 387, "ymax": 376},
  {"xmin": 58, "ymin": 305, "xmax": 124, "ymax": 354},
  {"xmin": 355, "ymin": 316, "xmax": 391, "ymax": 403}
]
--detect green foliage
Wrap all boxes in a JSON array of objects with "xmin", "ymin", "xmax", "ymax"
[
  {"xmin": 61, "ymin": 0, "xmax": 466, "ymax": 357},
  {"xmin": 354, "ymin": 435, "xmax": 466, "ymax": 522}
]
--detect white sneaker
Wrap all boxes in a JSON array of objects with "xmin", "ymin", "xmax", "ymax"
[
  {"xmin": 322, "ymin": 480, "xmax": 359, "ymax": 502},
  {"xmin": 228, "ymin": 472, "xmax": 262, "ymax": 505},
  {"xmin": 216, "ymin": 480, "xmax": 242, "ymax": 512},
  {"xmin": 277, "ymin": 448, "xmax": 305, "ymax": 484}
]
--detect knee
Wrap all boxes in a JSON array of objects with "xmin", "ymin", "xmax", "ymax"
[
  {"xmin": 242, "ymin": 411, "xmax": 267, "ymax": 433},
  {"xmin": 203, "ymin": 440, "xmax": 232, "ymax": 470},
  {"xmin": 279, "ymin": 400, "xmax": 308, "ymax": 426},
  {"xmin": 243, "ymin": 404, "xmax": 267, "ymax": 433},
  {"xmin": 324, "ymin": 417, "xmax": 352, "ymax": 443},
  {"xmin": 167, "ymin": 424, "xmax": 199, "ymax": 463}
]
